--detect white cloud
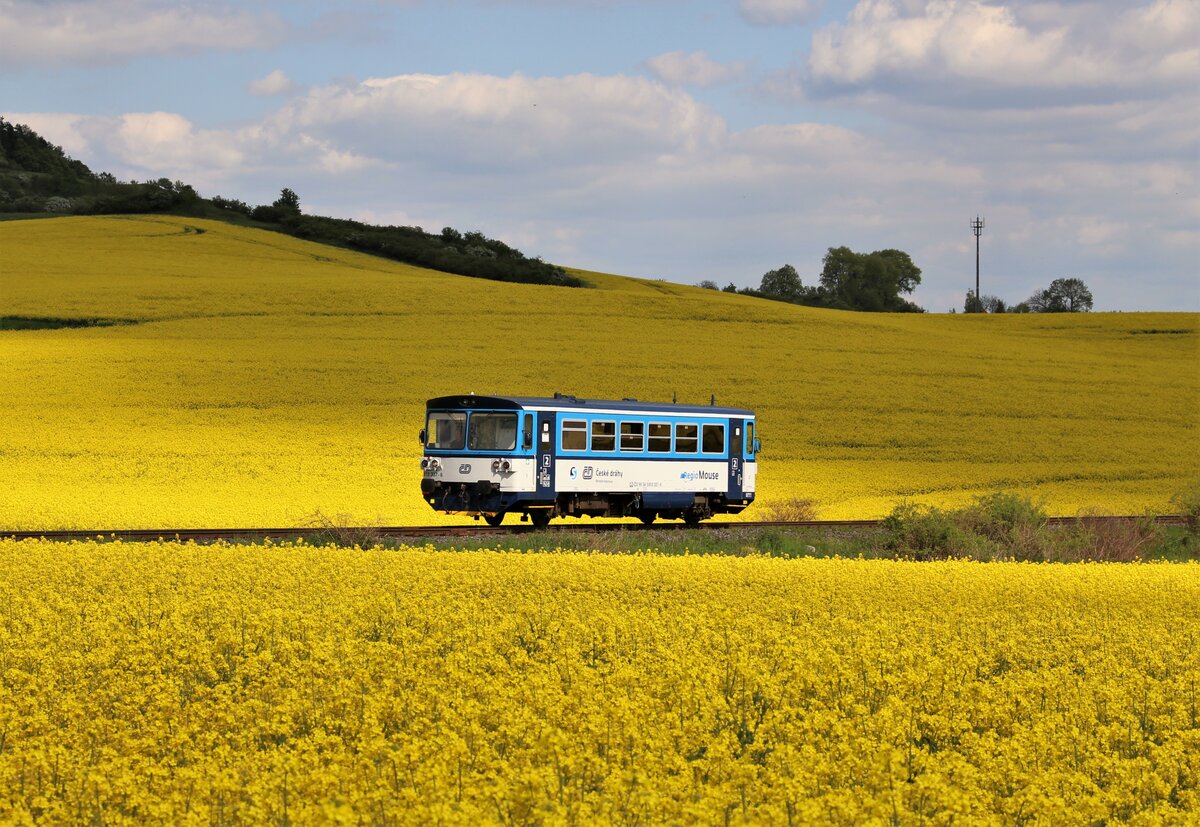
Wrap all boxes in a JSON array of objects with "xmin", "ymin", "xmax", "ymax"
[
  {"xmin": 249, "ymin": 69, "xmax": 300, "ymax": 97},
  {"xmin": 110, "ymin": 112, "xmax": 244, "ymax": 176},
  {"xmin": 805, "ymin": 0, "xmax": 1200, "ymax": 102},
  {"xmin": 645, "ymin": 51, "xmax": 747, "ymax": 87},
  {"xmin": 0, "ymin": 0, "xmax": 289, "ymax": 66},
  {"xmin": 267, "ymin": 73, "xmax": 727, "ymax": 172},
  {"xmin": 7, "ymin": 62, "xmax": 1197, "ymax": 310},
  {"xmin": 738, "ymin": 0, "xmax": 824, "ymax": 26}
]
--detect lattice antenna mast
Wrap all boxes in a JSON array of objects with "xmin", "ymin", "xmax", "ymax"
[{"xmin": 972, "ymin": 216, "xmax": 985, "ymax": 305}]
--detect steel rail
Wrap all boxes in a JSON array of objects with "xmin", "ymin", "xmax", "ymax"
[{"xmin": 0, "ymin": 515, "xmax": 1186, "ymax": 544}]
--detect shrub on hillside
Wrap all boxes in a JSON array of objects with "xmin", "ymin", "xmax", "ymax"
[
  {"xmin": 882, "ymin": 493, "xmax": 1170, "ymax": 562},
  {"xmin": 1170, "ymin": 480, "xmax": 1200, "ymax": 534},
  {"xmin": 1054, "ymin": 514, "xmax": 1160, "ymax": 563},
  {"xmin": 882, "ymin": 502, "xmax": 983, "ymax": 560}
]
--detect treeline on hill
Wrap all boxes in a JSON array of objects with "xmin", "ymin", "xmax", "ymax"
[
  {"xmin": 700, "ymin": 247, "xmax": 925, "ymax": 312},
  {"xmin": 209, "ymin": 189, "xmax": 581, "ymax": 287},
  {"xmin": 0, "ymin": 118, "xmax": 582, "ymax": 288},
  {"xmin": 963, "ymin": 278, "xmax": 1093, "ymax": 313}
]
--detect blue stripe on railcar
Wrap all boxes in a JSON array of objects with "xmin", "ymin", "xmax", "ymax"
[{"xmin": 554, "ymin": 412, "xmax": 733, "ymax": 460}]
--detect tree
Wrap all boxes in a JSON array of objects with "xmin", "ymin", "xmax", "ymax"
[
  {"xmin": 696, "ymin": 280, "xmax": 720, "ymax": 290},
  {"xmin": 1047, "ymin": 277, "xmax": 1093, "ymax": 312},
  {"xmin": 1023, "ymin": 278, "xmax": 1092, "ymax": 313},
  {"xmin": 273, "ymin": 187, "xmax": 301, "ymax": 215},
  {"xmin": 1025, "ymin": 288, "xmax": 1057, "ymax": 313},
  {"xmin": 982, "ymin": 295, "xmax": 1007, "ymax": 314},
  {"xmin": 872, "ymin": 249, "xmax": 921, "ymax": 295},
  {"xmin": 965, "ymin": 292, "xmax": 1006, "ymax": 313},
  {"xmin": 758, "ymin": 264, "xmax": 804, "ymax": 302},
  {"xmin": 819, "ymin": 246, "xmax": 924, "ymax": 312},
  {"xmin": 722, "ymin": 282, "xmax": 739, "ymax": 293}
]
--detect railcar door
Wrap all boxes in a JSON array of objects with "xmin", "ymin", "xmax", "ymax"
[
  {"xmin": 536, "ymin": 411, "xmax": 556, "ymax": 501},
  {"xmin": 727, "ymin": 418, "xmax": 744, "ymax": 501}
]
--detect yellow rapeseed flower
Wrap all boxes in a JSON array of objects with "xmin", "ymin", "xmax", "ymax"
[{"xmin": 0, "ymin": 540, "xmax": 1196, "ymax": 823}]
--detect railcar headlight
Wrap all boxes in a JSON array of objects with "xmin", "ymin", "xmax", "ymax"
[
  {"xmin": 429, "ymin": 458, "xmax": 440, "ymax": 470},
  {"xmin": 500, "ymin": 460, "xmax": 512, "ymax": 473},
  {"xmin": 420, "ymin": 458, "xmax": 429, "ymax": 470},
  {"xmin": 491, "ymin": 459, "xmax": 501, "ymax": 473}
]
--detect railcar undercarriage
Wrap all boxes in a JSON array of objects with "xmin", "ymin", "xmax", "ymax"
[{"xmin": 422, "ymin": 476, "xmax": 746, "ymax": 526}]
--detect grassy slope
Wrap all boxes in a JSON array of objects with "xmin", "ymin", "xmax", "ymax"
[{"xmin": 0, "ymin": 215, "xmax": 1196, "ymax": 529}]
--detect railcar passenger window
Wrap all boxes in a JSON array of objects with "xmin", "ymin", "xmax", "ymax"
[
  {"xmin": 562, "ymin": 420, "xmax": 587, "ymax": 451},
  {"xmin": 648, "ymin": 423, "xmax": 671, "ymax": 453},
  {"xmin": 675, "ymin": 423, "xmax": 698, "ymax": 453},
  {"xmin": 702, "ymin": 423, "xmax": 725, "ymax": 454},
  {"xmin": 592, "ymin": 421, "xmax": 616, "ymax": 452},
  {"xmin": 468, "ymin": 412, "xmax": 517, "ymax": 451},
  {"xmin": 620, "ymin": 422, "xmax": 644, "ymax": 452},
  {"xmin": 426, "ymin": 412, "xmax": 466, "ymax": 450}
]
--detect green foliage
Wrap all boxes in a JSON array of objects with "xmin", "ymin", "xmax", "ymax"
[
  {"xmin": 882, "ymin": 503, "xmax": 969, "ymax": 560},
  {"xmin": 758, "ymin": 264, "xmax": 805, "ymax": 303},
  {"xmin": 1025, "ymin": 277, "xmax": 1094, "ymax": 313},
  {"xmin": 882, "ymin": 492, "xmax": 1164, "ymax": 562},
  {"xmin": 965, "ymin": 291, "xmax": 1008, "ymax": 313},
  {"xmin": 819, "ymin": 246, "xmax": 923, "ymax": 312},
  {"xmin": 1171, "ymin": 480, "xmax": 1200, "ymax": 534},
  {"xmin": 739, "ymin": 249, "xmax": 925, "ymax": 312},
  {"xmin": 273, "ymin": 187, "xmax": 301, "ymax": 214},
  {"xmin": 210, "ymin": 196, "xmax": 251, "ymax": 215},
  {"xmin": 0, "ymin": 118, "xmax": 93, "ymax": 183},
  {"xmin": 257, "ymin": 213, "xmax": 584, "ymax": 287}
]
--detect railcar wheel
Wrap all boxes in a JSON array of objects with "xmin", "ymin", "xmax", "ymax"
[
  {"xmin": 637, "ymin": 511, "xmax": 657, "ymax": 526},
  {"xmin": 483, "ymin": 512, "xmax": 505, "ymax": 527},
  {"xmin": 682, "ymin": 510, "xmax": 704, "ymax": 526},
  {"xmin": 529, "ymin": 511, "xmax": 552, "ymax": 529}
]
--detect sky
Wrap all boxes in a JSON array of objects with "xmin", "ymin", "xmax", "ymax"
[{"xmin": 2, "ymin": 0, "xmax": 1197, "ymax": 312}]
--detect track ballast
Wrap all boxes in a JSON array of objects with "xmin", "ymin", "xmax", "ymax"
[{"xmin": 0, "ymin": 515, "xmax": 1186, "ymax": 544}]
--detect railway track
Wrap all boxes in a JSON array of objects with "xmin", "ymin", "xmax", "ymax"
[{"xmin": 0, "ymin": 515, "xmax": 1186, "ymax": 544}]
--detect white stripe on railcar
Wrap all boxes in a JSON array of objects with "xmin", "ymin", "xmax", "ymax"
[{"xmin": 554, "ymin": 459, "xmax": 729, "ymax": 493}]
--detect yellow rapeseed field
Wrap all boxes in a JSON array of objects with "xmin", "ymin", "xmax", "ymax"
[
  {"xmin": 0, "ymin": 215, "xmax": 1196, "ymax": 529},
  {"xmin": 0, "ymin": 539, "xmax": 1197, "ymax": 824}
]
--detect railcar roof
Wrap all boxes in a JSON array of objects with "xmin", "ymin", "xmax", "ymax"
[{"xmin": 426, "ymin": 394, "xmax": 754, "ymax": 416}]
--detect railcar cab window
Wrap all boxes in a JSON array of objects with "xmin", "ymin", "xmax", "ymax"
[
  {"xmin": 675, "ymin": 423, "xmax": 698, "ymax": 453},
  {"xmin": 649, "ymin": 422, "xmax": 671, "ymax": 453},
  {"xmin": 620, "ymin": 422, "xmax": 644, "ymax": 452},
  {"xmin": 591, "ymin": 421, "xmax": 616, "ymax": 452},
  {"xmin": 746, "ymin": 421, "xmax": 756, "ymax": 456},
  {"xmin": 562, "ymin": 419, "xmax": 587, "ymax": 451},
  {"xmin": 467, "ymin": 412, "xmax": 517, "ymax": 451},
  {"xmin": 702, "ymin": 423, "xmax": 725, "ymax": 454},
  {"xmin": 426, "ymin": 412, "xmax": 466, "ymax": 450}
]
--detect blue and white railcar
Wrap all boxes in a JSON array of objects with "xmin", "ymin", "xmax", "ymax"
[{"xmin": 419, "ymin": 393, "xmax": 761, "ymax": 526}]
